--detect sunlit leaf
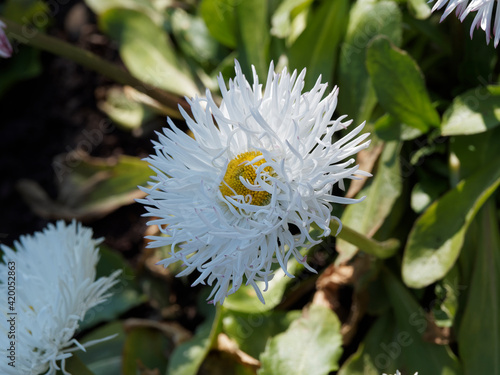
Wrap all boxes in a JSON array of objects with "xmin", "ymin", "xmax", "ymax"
[
  {"xmin": 441, "ymin": 85, "xmax": 500, "ymax": 136},
  {"xmin": 99, "ymin": 8, "xmax": 199, "ymax": 97},
  {"xmin": 258, "ymin": 305, "xmax": 343, "ymax": 375},
  {"xmin": 366, "ymin": 36, "xmax": 440, "ymax": 132},
  {"xmin": 167, "ymin": 307, "xmax": 222, "ymax": 375},
  {"xmin": 288, "ymin": 0, "xmax": 349, "ymax": 90},
  {"xmin": 338, "ymin": 0, "xmax": 402, "ymax": 124},
  {"xmin": 235, "ymin": 0, "xmax": 270, "ymax": 78},
  {"xmin": 336, "ymin": 140, "xmax": 402, "ymax": 264},
  {"xmin": 200, "ymin": 0, "xmax": 238, "ymax": 48},
  {"xmin": 222, "ymin": 309, "xmax": 301, "ymax": 358},
  {"xmin": 402, "ymin": 154, "xmax": 500, "ymax": 288}
]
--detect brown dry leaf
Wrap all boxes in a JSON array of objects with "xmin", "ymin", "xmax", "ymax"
[
  {"xmin": 312, "ymin": 256, "xmax": 372, "ymax": 345},
  {"xmin": 124, "ymin": 318, "xmax": 192, "ymax": 346},
  {"xmin": 216, "ymin": 333, "xmax": 261, "ymax": 370},
  {"xmin": 345, "ymin": 142, "xmax": 384, "ymax": 199}
]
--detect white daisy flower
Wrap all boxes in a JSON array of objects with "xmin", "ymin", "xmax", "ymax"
[
  {"xmin": 0, "ymin": 20, "xmax": 13, "ymax": 58},
  {"xmin": 0, "ymin": 221, "xmax": 121, "ymax": 375},
  {"xmin": 431, "ymin": 0, "xmax": 500, "ymax": 47},
  {"xmin": 139, "ymin": 61, "xmax": 370, "ymax": 305}
]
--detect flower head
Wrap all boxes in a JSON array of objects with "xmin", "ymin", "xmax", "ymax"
[
  {"xmin": 0, "ymin": 221, "xmax": 121, "ymax": 375},
  {"xmin": 0, "ymin": 21, "xmax": 13, "ymax": 58},
  {"xmin": 139, "ymin": 61, "xmax": 370, "ymax": 305},
  {"xmin": 431, "ymin": 0, "xmax": 500, "ymax": 47}
]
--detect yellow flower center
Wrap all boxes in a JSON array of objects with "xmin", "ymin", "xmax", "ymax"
[{"xmin": 220, "ymin": 151, "xmax": 272, "ymax": 206}]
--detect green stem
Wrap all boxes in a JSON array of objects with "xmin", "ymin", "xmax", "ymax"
[
  {"xmin": 1, "ymin": 17, "xmax": 190, "ymax": 117},
  {"xmin": 330, "ymin": 220, "xmax": 400, "ymax": 259}
]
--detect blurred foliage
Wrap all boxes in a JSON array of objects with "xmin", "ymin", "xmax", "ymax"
[{"xmin": 2, "ymin": 0, "xmax": 500, "ymax": 374}]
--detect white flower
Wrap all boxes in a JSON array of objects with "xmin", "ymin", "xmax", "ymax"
[
  {"xmin": 0, "ymin": 221, "xmax": 121, "ymax": 375},
  {"xmin": 139, "ymin": 61, "xmax": 370, "ymax": 305},
  {"xmin": 0, "ymin": 20, "xmax": 13, "ymax": 58},
  {"xmin": 431, "ymin": 0, "xmax": 500, "ymax": 47}
]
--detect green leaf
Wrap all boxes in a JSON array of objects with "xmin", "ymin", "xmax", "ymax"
[
  {"xmin": 223, "ymin": 253, "xmax": 303, "ymax": 313},
  {"xmin": 432, "ymin": 265, "xmax": 461, "ymax": 328},
  {"xmin": 0, "ymin": 46, "xmax": 42, "ymax": 97},
  {"xmin": 336, "ymin": 140, "xmax": 402, "ymax": 264},
  {"xmin": 338, "ymin": 0, "xmax": 402, "ymax": 124},
  {"xmin": 366, "ymin": 36, "xmax": 440, "ymax": 132},
  {"xmin": 79, "ymin": 245, "xmax": 146, "ymax": 331},
  {"xmin": 171, "ymin": 8, "xmax": 225, "ymax": 70},
  {"xmin": 407, "ymin": 0, "xmax": 432, "ymax": 20},
  {"xmin": 84, "ymin": 0, "xmax": 168, "ymax": 24},
  {"xmin": 381, "ymin": 270, "xmax": 462, "ymax": 374},
  {"xmin": 59, "ymin": 355, "xmax": 94, "ymax": 375},
  {"xmin": 450, "ymin": 126, "xmax": 500, "ymax": 180},
  {"xmin": 222, "ymin": 309, "xmax": 301, "ymax": 358},
  {"xmin": 338, "ymin": 313, "xmax": 397, "ymax": 375},
  {"xmin": 235, "ymin": 0, "xmax": 270, "ymax": 78},
  {"xmin": 458, "ymin": 199, "xmax": 500, "ymax": 374},
  {"xmin": 78, "ymin": 321, "xmax": 126, "ymax": 375},
  {"xmin": 402, "ymin": 154, "xmax": 500, "ymax": 288},
  {"xmin": 200, "ymin": 0, "xmax": 238, "ymax": 48},
  {"xmin": 167, "ymin": 307, "xmax": 222, "ymax": 375},
  {"xmin": 258, "ymin": 305, "xmax": 343, "ymax": 375},
  {"xmin": 99, "ymin": 8, "xmax": 199, "ymax": 97},
  {"xmin": 288, "ymin": 0, "xmax": 349, "ymax": 90},
  {"xmin": 441, "ymin": 85, "xmax": 500, "ymax": 136},
  {"xmin": 122, "ymin": 326, "xmax": 171, "ymax": 375},
  {"xmin": 271, "ymin": 0, "xmax": 313, "ymax": 40}
]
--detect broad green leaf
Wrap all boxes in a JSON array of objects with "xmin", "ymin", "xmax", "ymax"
[
  {"xmin": 99, "ymin": 8, "xmax": 199, "ymax": 97},
  {"xmin": 122, "ymin": 326, "xmax": 171, "ymax": 375},
  {"xmin": 18, "ymin": 155, "xmax": 152, "ymax": 222},
  {"xmin": 78, "ymin": 321, "xmax": 126, "ymax": 375},
  {"xmin": 338, "ymin": 313, "xmax": 397, "ymax": 375},
  {"xmin": 411, "ymin": 175, "xmax": 448, "ymax": 214},
  {"xmin": 235, "ymin": 0, "xmax": 270, "ymax": 78},
  {"xmin": 441, "ymin": 85, "xmax": 500, "ymax": 136},
  {"xmin": 450, "ymin": 126, "xmax": 500, "ymax": 180},
  {"xmin": 171, "ymin": 8, "xmax": 225, "ymax": 70},
  {"xmin": 382, "ymin": 270, "xmax": 462, "ymax": 374},
  {"xmin": 84, "ymin": 0, "xmax": 167, "ymax": 24},
  {"xmin": 200, "ymin": 0, "xmax": 238, "ymax": 48},
  {"xmin": 374, "ymin": 114, "xmax": 424, "ymax": 141},
  {"xmin": 407, "ymin": 0, "xmax": 431, "ymax": 20},
  {"xmin": 338, "ymin": 0, "xmax": 402, "ymax": 124},
  {"xmin": 336, "ymin": 140, "xmax": 402, "ymax": 264},
  {"xmin": 79, "ymin": 245, "xmax": 146, "ymax": 331},
  {"xmin": 402, "ymin": 154, "xmax": 500, "ymax": 288},
  {"xmin": 223, "ymin": 261, "xmax": 299, "ymax": 313},
  {"xmin": 258, "ymin": 305, "xmax": 343, "ymax": 375},
  {"xmin": 288, "ymin": 0, "xmax": 349, "ymax": 90},
  {"xmin": 167, "ymin": 307, "xmax": 222, "ymax": 375},
  {"xmin": 222, "ymin": 309, "xmax": 301, "ymax": 358},
  {"xmin": 458, "ymin": 200, "xmax": 500, "ymax": 374},
  {"xmin": 97, "ymin": 86, "xmax": 155, "ymax": 131},
  {"xmin": 366, "ymin": 36, "xmax": 440, "ymax": 132},
  {"xmin": 60, "ymin": 355, "xmax": 94, "ymax": 375},
  {"xmin": 271, "ymin": 0, "xmax": 313, "ymax": 40}
]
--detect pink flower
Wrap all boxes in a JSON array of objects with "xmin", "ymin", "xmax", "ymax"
[{"xmin": 0, "ymin": 21, "xmax": 13, "ymax": 58}]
